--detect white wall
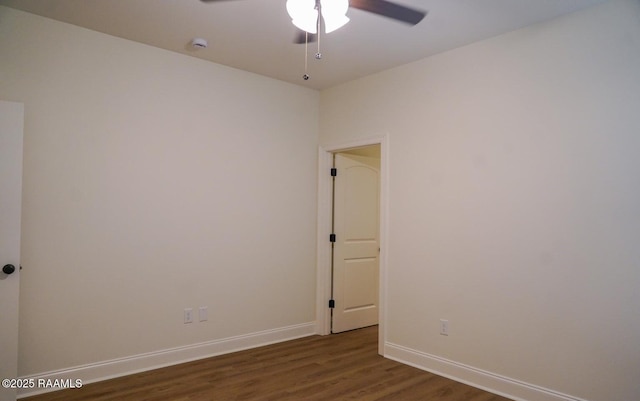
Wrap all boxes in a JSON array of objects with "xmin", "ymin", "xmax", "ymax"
[
  {"xmin": 0, "ymin": 6, "xmax": 319, "ymax": 381},
  {"xmin": 320, "ymin": 1, "xmax": 640, "ymax": 401}
]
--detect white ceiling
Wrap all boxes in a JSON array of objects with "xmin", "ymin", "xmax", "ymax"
[{"xmin": 0, "ymin": 0, "xmax": 608, "ymax": 90}]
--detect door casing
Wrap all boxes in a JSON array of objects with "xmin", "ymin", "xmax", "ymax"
[
  {"xmin": 0, "ymin": 100, "xmax": 24, "ymax": 401},
  {"xmin": 315, "ymin": 135, "xmax": 388, "ymax": 355}
]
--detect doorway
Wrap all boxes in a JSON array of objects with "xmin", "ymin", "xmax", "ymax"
[
  {"xmin": 316, "ymin": 136, "xmax": 388, "ymax": 355},
  {"xmin": 331, "ymin": 147, "xmax": 380, "ymax": 333}
]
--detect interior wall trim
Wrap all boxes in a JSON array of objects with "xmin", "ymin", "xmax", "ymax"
[
  {"xmin": 384, "ymin": 342, "xmax": 589, "ymax": 401},
  {"xmin": 18, "ymin": 322, "xmax": 316, "ymax": 398}
]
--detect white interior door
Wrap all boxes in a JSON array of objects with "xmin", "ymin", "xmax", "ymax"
[
  {"xmin": 0, "ymin": 101, "xmax": 24, "ymax": 401},
  {"xmin": 332, "ymin": 152, "xmax": 380, "ymax": 333}
]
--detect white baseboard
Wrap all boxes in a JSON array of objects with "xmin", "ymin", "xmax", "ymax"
[
  {"xmin": 18, "ymin": 322, "xmax": 316, "ymax": 398},
  {"xmin": 384, "ymin": 342, "xmax": 588, "ymax": 401}
]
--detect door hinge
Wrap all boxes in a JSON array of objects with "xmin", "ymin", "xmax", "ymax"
[
  {"xmin": 330, "ymin": 167, "xmax": 337, "ymax": 177},
  {"xmin": 328, "ymin": 299, "xmax": 335, "ymax": 308},
  {"xmin": 329, "ymin": 233, "xmax": 336, "ymax": 243}
]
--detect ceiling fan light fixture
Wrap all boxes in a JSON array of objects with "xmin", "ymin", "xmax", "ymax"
[
  {"xmin": 323, "ymin": 14, "xmax": 349, "ymax": 33},
  {"xmin": 286, "ymin": 0, "xmax": 350, "ymax": 34},
  {"xmin": 287, "ymin": 0, "xmax": 319, "ymax": 34},
  {"xmin": 321, "ymin": 0, "xmax": 349, "ymax": 33},
  {"xmin": 291, "ymin": 17, "xmax": 319, "ymax": 34}
]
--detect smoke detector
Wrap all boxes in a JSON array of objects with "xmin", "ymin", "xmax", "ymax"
[{"xmin": 191, "ymin": 38, "xmax": 208, "ymax": 49}]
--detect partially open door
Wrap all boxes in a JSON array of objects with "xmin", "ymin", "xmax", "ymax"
[{"xmin": 331, "ymin": 151, "xmax": 380, "ymax": 333}]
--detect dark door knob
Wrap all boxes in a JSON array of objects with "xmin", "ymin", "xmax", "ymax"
[{"xmin": 2, "ymin": 264, "xmax": 16, "ymax": 275}]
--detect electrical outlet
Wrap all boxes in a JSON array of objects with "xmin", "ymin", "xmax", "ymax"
[
  {"xmin": 199, "ymin": 306, "xmax": 208, "ymax": 322},
  {"xmin": 184, "ymin": 308, "xmax": 193, "ymax": 324},
  {"xmin": 440, "ymin": 319, "xmax": 449, "ymax": 336}
]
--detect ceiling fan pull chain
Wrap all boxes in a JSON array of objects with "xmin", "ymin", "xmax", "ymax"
[
  {"xmin": 315, "ymin": 12, "xmax": 322, "ymax": 60},
  {"xmin": 303, "ymin": 32, "xmax": 310, "ymax": 80}
]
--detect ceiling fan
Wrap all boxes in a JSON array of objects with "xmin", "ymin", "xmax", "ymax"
[
  {"xmin": 201, "ymin": 0, "xmax": 427, "ymax": 41},
  {"xmin": 200, "ymin": 0, "xmax": 427, "ymax": 80}
]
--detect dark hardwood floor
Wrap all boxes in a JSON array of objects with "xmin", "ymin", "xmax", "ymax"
[{"xmin": 24, "ymin": 326, "xmax": 512, "ymax": 401}]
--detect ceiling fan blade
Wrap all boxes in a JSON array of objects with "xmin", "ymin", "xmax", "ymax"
[
  {"xmin": 293, "ymin": 30, "xmax": 317, "ymax": 44},
  {"xmin": 349, "ymin": 0, "xmax": 427, "ymax": 25}
]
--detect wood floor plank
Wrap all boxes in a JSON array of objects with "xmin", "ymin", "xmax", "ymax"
[{"xmin": 24, "ymin": 326, "xmax": 513, "ymax": 401}]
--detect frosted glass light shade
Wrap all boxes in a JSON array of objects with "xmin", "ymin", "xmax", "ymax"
[
  {"xmin": 287, "ymin": 0, "xmax": 319, "ymax": 34},
  {"xmin": 323, "ymin": 14, "xmax": 349, "ymax": 33},
  {"xmin": 321, "ymin": 0, "xmax": 350, "ymax": 33},
  {"xmin": 286, "ymin": 0, "xmax": 350, "ymax": 34}
]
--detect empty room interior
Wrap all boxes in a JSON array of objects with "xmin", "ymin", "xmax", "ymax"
[{"xmin": 0, "ymin": 1, "xmax": 639, "ymax": 401}]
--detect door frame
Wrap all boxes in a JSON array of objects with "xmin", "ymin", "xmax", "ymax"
[
  {"xmin": 0, "ymin": 100, "xmax": 24, "ymax": 401},
  {"xmin": 315, "ymin": 135, "xmax": 389, "ymax": 355}
]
